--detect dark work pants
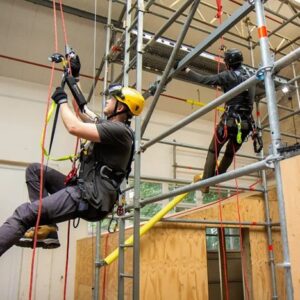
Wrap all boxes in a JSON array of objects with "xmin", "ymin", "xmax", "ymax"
[
  {"xmin": 0, "ymin": 163, "xmax": 108, "ymax": 256},
  {"xmin": 202, "ymin": 122, "xmax": 250, "ymax": 181}
]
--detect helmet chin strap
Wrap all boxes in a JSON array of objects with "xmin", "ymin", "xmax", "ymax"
[{"xmin": 107, "ymin": 100, "xmax": 130, "ymax": 122}]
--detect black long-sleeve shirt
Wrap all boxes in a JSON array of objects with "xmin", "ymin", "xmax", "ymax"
[{"xmin": 186, "ymin": 67, "xmax": 255, "ymax": 110}]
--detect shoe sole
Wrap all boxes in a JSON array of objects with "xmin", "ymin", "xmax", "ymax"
[
  {"xmin": 15, "ymin": 238, "xmax": 60, "ymax": 249},
  {"xmin": 42, "ymin": 239, "xmax": 60, "ymax": 249}
]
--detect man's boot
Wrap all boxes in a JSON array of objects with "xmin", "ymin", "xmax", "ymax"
[
  {"xmin": 193, "ymin": 173, "xmax": 209, "ymax": 194},
  {"xmin": 15, "ymin": 225, "xmax": 60, "ymax": 249}
]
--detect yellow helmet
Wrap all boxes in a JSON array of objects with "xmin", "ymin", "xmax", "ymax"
[{"xmin": 108, "ymin": 84, "xmax": 145, "ymax": 116}]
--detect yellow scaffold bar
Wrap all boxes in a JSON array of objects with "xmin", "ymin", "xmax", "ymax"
[
  {"xmin": 186, "ymin": 99, "xmax": 225, "ymax": 112},
  {"xmin": 103, "ymin": 192, "xmax": 189, "ymax": 265}
]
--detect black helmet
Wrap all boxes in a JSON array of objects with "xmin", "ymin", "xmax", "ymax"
[{"xmin": 224, "ymin": 48, "xmax": 243, "ymax": 67}]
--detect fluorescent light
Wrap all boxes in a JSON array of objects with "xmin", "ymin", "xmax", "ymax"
[{"xmin": 281, "ymin": 85, "xmax": 289, "ymax": 94}]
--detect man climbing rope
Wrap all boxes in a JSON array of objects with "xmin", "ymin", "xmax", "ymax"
[
  {"xmin": 184, "ymin": 48, "xmax": 256, "ymax": 193},
  {"xmin": 0, "ymin": 56, "xmax": 144, "ymax": 256}
]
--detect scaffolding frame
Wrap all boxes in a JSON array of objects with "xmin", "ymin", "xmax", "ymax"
[{"xmin": 94, "ymin": 1, "xmax": 300, "ymax": 299}]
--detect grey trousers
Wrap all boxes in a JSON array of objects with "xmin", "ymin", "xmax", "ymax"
[
  {"xmin": 202, "ymin": 122, "xmax": 250, "ymax": 181},
  {"xmin": 0, "ymin": 163, "xmax": 107, "ymax": 256}
]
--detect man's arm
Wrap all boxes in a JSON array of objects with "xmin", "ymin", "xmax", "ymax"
[
  {"xmin": 68, "ymin": 53, "xmax": 99, "ymax": 123},
  {"xmin": 185, "ymin": 68, "xmax": 224, "ymax": 87},
  {"xmin": 51, "ymin": 87, "xmax": 101, "ymax": 142},
  {"xmin": 60, "ymin": 103, "xmax": 100, "ymax": 142}
]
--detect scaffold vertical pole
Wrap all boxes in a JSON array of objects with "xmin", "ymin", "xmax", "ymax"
[
  {"xmin": 93, "ymin": 1, "xmax": 113, "ymax": 299},
  {"xmin": 132, "ymin": 1, "xmax": 144, "ymax": 299},
  {"xmin": 248, "ymin": 21, "xmax": 278, "ymax": 298},
  {"xmin": 254, "ymin": 0, "xmax": 293, "ymax": 298},
  {"xmin": 101, "ymin": 0, "xmax": 113, "ymax": 114},
  {"xmin": 118, "ymin": 0, "xmax": 132, "ymax": 299},
  {"xmin": 93, "ymin": 222, "xmax": 102, "ymax": 300},
  {"xmin": 118, "ymin": 213, "xmax": 126, "ymax": 300},
  {"xmin": 291, "ymin": 62, "xmax": 300, "ymax": 110}
]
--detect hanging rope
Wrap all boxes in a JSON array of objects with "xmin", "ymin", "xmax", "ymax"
[
  {"xmin": 92, "ymin": 0, "xmax": 98, "ymax": 106},
  {"xmin": 56, "ymin": 1, "xmax": 82, "ymax": 298},
  {"xmin": 28, "ymin": 1, "xmax": 59, "ymax": 299},
  {"xmin": 211, "ymin": 1, "xmax": 230, "ymax": 299},
  {"xmin": 212, "ymin": 1, "xmax": 251, "ymax": 297},
  {"xmin": 28, "ymin": 1, "xmax": 81, "ymax": 298},
  {"xmin": 63, "ymin": 221, "xmax": 71, "ymax": 300},
  {"xmin": 232, "ymin": 148, "xmax": 251, "ymax": 300}
]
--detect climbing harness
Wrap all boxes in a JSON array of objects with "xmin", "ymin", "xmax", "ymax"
[{"xmin": 108, "ymin": 213, "xmax": 118, "ymax": 233}]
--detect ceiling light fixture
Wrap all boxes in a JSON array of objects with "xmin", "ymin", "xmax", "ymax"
[{"xmin": 281, "ymin": 85, "xmax": 289, "ymax": 94}]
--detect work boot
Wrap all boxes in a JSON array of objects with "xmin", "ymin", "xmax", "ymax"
[
  {"xmin": 193, "ymin": 173, "xmax": 210, "ymax": 194},
  {"xmin": 15, "ymin": 225, "xmax": 60, "ymax": 249}
]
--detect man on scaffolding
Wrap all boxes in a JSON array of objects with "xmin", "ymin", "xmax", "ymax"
[
  {"xmin": 0, "ymin": 55, "xmax": 145, "ymax": 256},
  {"xmin": 184, "ymin": 48, "xmax": 256, "ymax": 193}
]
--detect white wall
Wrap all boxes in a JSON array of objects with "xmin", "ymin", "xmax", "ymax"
[{"xmin": 0, "ymin": 77, "xmax": 93, "ymax": 300}]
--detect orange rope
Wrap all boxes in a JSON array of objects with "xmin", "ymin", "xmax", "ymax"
[
  {"xmin": 59, "ymin": 0, "xmax": 69, "ymax": 45},
  {"xmin": 63, "ymin": 221, "xmax": 71, "ymax": 300},
  {"xmin": 211, "ymin": 1, "xmax": 231, "ymax": 298},
  {"xmin": 56, "ymin": 1, "xmax": 82, "ymax": 297},
  {"xmin": 28, "ymin": 1, "xmax": 58, "ymax": 299},
  {"xmin": 232, "ymin": 147, "xmax": 251, "ymax": 300}
]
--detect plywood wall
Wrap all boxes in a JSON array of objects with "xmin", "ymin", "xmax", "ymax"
[
  {"xmin": 75, "ymin": 190, "xmax": 286, "ymax": 300},
  {"xmin": 281, "ymin": 155, "xmax": 300, "ymax": 298}
]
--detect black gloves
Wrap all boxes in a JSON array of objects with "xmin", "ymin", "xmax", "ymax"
[
  {"xmin": 68, "ymin": 54, "xmax": 81, "ymax": 78},
  {"xmin": 52, "ymin": 87, "xmax": 68, "ymax": 105}
]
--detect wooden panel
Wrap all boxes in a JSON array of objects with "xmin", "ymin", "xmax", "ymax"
[
  {"xmin": 140, "ymin": 224, "xmax": 208, "ymax": 300},
  {"xmin": 75, "ymin": 190, "xmax": 286, "ymax": 299},
  {"xmin": 249, "ymin": 229, "xmax": 272, "ymax": 299},
  {"xmin": 273, "ymin": 230, "xmax": 286, "ymax": 300},
  {"xmin": 175, "ymin": 191, "xmax": 267, "ymax": 224},
  {"xmin": 280, "ymin": 155, "xmax": 300, "ymax": 299}
]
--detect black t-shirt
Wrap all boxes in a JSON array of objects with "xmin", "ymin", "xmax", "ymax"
[
  {"xmin": 78, "ymin": 119, "xmax": 134, "ymax": 211},
  {"xmin": 95, "ymin": 119, "xmax": 133, "ymax": 173}
]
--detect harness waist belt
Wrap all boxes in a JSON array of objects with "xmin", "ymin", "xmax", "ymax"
[{"xmin": 99, "ymin": 165, "xmax": 125, "ymax": 185}]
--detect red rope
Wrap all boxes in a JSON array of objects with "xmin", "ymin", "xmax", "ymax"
[
  {"xmin": 212, "ymin": 1, "xmax": 231, "ymax": 298},
  {"xmin": 56, "ymin": 1, "xmax": 79, "ymax": 297},
  {"xmin": 59, "ymin": 0, "xmax": 69, "ymax": 46},
  {"xmin": 28, "ymin": 1, "xmax": 58, "ymax": 300},
  {"xmin": 215, "ymin": 0, "xmax": 223, "ymax": 19},
  {"xmin": 232, "ymin": 147, "xmax": 251, "ymax": 300},
  {"xmin": 63, "ymin": 221, "xmax": 71, "ymax": 300}
]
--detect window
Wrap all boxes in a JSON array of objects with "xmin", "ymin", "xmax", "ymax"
[
  {"xmin": 168, "ymin": 183, "xmax": 196, "ymax": 213},
  {"xmin": 139, "ymin": 181, "xmax": 162, "ymax": 218}
]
